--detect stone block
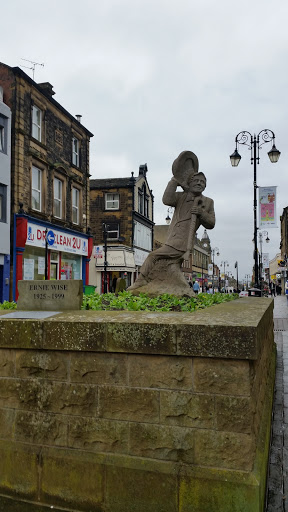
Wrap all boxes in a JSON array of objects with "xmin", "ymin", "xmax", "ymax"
[
  {"xmin": 42, "ymin": 317, "xmax": 106, "ymax": 351},
  {"xmin": 15, "ymin": 411, "xmax": 68, "ymax": 446},
  {"xmin": 70, "ymin": 352, "xmax": 128, "ymax": 385},
  {"xmin": 177, "ymin": 324, "xmax": 258, "ymax": 359},
  {"xmin": 0, "ymin": 320, "xmax": 42, "ymax": 349},
  {"xmin": 99, "ymin": 386, "xmax": 159, "ymax": 423},
  {"xmin": 129, "ymin": 423, "xmax": 194, "ymax": 463},
  {"xmin": 0, "ymin": 378, "xmax": 21, "ymax": 408},
  {"xmin": 17, "ymin": 280, "xmax": 83, "ymax": 311},
  {"xmin": 0, "ymin": 349, "xmax": 15, "ymax": 377},
  {"xmin": 0, "ymin": 440, "xmax": 39, "ymax": 499},
  {"xmin": 15, "ymin": 350, "xmax": 68, "ymax": 380},
  {"xmin": 40, "ymin": 447, "xmax": 104, "ymax": 510},
  {"xmin": 106, "ymin": 320, "xmax": 176, "ymax": 354},
  {"xmin": 193, "ymin": 358, "xmax": 251, "ymax": 396},
  {"xmin": 0, "ymin": 409, "xmax": 15, "ymax": 439},
  {"xmin": 106, "ymin": 465, "xmax": 178, "ymax": 512},
  {"xmin": 68, "ymin": 417, "xmax": 129, "ymax": 454},
  {"xmin": 194, "ymin": 429, "xmax": 254, "ymax": 471},
  {"xmin": 160, "ymin": 390, "xmax": 214, "ymax": 428},
  {"xmin": 215, "ymin": 396, "xmax": 253, "ymax": 433},
  {"xmin": 179, "ymin": 473, "xmax": 260, "ymax": 512},
  {"xmin": 129, "ymin": 354, "xmax": 192, "ymax": 389}
]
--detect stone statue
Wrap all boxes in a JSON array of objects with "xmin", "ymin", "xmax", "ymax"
[{"xmin": 128, "ymin": 151, "xmax": 216, "ymax": 296}]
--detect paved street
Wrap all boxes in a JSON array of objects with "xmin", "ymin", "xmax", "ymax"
[{"xmin": 267, "ymin": 295, "xmax": 288, "ymax": 511}]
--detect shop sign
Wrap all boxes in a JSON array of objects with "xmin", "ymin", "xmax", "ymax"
[
  {"xmin": 134, "ymin": 248, "xmax": 149, "ymax": 266},
  {"xmin": 93, "ymin": 245, "xmax": 103, "ymax": 258},
  {"xmin": 26, "ymin": 222, "xmax": 88, "ymax": 256}
]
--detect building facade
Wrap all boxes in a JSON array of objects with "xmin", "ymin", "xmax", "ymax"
[
  {"xmin": 0, "ymin": 86, "xmax": 11, "ymax": 302},
  {"xmin": 89, "ymin": 164, "xmax": 154, "ymax": 292},
  {"xmin": 0, "ymin": 63, "xmax": 93, "ymax": 300}
]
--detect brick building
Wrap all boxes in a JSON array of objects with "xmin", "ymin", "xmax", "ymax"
[
  {"xmin": 89, "ymin": 164, "xmax": 154, "ymax": 292},
  {"xmin": 0, "ymin": 62, "xmax": 93, "ymax": 299},
  {"xmin": 0, "ymin": 86, "xmax": 11, "ymax": 302}
]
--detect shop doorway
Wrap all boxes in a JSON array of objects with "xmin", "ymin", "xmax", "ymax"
[{"xmin": 50, "ymin": 252, "xmax": 59, "ymax": 280}]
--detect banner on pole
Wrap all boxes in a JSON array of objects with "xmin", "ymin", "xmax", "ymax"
[
  {"xmin": 208, "ymin": 263, "xmax": 213, "ymax": 276},
  {"xmin": 259, "ymin": 186, "xmax": 277, "ymax": 228},
  {"xmin": 262, "ymin": 253, "xmax": 270, "ymax": 269}
]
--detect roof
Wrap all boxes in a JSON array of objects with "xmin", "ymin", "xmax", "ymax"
[
  {"xmin": 0, "ymin": 62, "xmax": 93, "ymax": 138},
  {"xmin": 90, "ymin": 177, "xmax": 135, "ymax": 189}
]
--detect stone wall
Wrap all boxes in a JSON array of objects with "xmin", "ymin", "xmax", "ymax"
[{"xmin": 0, "ymin": 298, "xmax": 275, "ymax": 511}]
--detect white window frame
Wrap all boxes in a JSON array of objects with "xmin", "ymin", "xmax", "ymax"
[
  {"xmin": 72, "ymin": 137, "xmax": 79, "ymax": 166},
  {"xmin": 32, "ymin": 166, "xmax": 42, "ymax": 211},
  {"xmin": 53, "ymin": 178, "xmax": 62, "ymax": 218},
  {"xmin": 32, "ymin": 105, "xmax": 42, "ymax": 141},
  {"xmin": 72, "ymin": 187, "xmax": 80, "ymax": 224},
  {"xmin": 0, "ymin": 126, "xmax": 4, "ymax": 152},
  {"xmin": 0, "ymin": 184, "xmax": 7, "ymax": 223},
  {"xmin": 105, "ymin": 193, "xmax": 119, "ymax": 210}
]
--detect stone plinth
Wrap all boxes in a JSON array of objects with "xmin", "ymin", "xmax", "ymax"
[
  {"xmin": 0, "ymin": 298, "xmax": 275, "ymax": 511},
  {"xmin": 17, "ymin": 280, "xmax": 83, "ymax": 311},
  {"xmin": 129, "ymin": 259, "xmax": 194, "ymax": 297}
]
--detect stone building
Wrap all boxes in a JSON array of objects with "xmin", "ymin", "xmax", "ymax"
[
  {"xmin": 0, "ymin": 86, "xmax": 11, "ymax": 302},
  {"xmin": 0, "ymin": 62, "xmax": 93, "ymax": 300},
  {"xmin": 89, "ymin": 164, "xmax": 154, "ymax": 292}
]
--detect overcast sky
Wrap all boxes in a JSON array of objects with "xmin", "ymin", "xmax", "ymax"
[{"xmin": 3, "ymin": 0, "xmax": 288, "ymax": 282}]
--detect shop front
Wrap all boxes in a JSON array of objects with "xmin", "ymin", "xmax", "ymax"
[
  {"xmin": 93, "ymin": 246, "xmax": 135, "ymax": 293},
  {"xmin": 13, "ymin": 214, "xmax": 93, "ymax": 301}
]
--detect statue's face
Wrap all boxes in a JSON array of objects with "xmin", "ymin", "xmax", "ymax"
[{"xmin": 189, "ymin": 175, "xmax": 206, "ymax": 194}]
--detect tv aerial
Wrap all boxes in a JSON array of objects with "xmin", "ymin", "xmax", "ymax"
[{"xmin": 20, "ymin": 58, "xmax": 44, "ymax": 80}]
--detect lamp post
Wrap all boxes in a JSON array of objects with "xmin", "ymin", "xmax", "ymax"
[
  {"xmin": 211, "ymin": 247, "xmax": 219, "ymax": 293},
  {"xmin": 102, "ymin": 223, "xmax": 109, "ymax": 294},
  {"xmin": 245, "ymin": 274, "xmax": 251, "ymax": 290},
  {"xmin": 230, "ymin": 129, "xmax": 280, "ymax": 291},
  {"xmin": 235, "ymin": 261, "xmax": 239, "ymax": 292},
  {"xmin": 221, "ymin": 260, "xmax": 229, "ymax": 292},
  {"xmin": 258, "ymin": 230, "xmax": 269, "ymax": 287}
]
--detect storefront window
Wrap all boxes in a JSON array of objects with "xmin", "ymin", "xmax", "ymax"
[
  {"xmin": 22, "ymin": 246, "xmax": 46, "ymax": 280},
  {"xmin": 61, "ymin": 252, "xmax": 81, "ymax": 280}
]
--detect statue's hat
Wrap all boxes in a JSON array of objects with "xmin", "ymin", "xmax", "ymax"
[{"xmin": 172, "ymin": 151, "xmax": 199, "ymax": 191}]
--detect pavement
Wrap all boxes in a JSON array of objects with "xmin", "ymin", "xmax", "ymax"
[{"xmin": 266, "ymin": 295, "xmax": 288, "ymax": 511}]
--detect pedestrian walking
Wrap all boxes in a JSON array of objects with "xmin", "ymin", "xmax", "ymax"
[{"xmin": 193, "ymin": 280, "xmax": 200, "ymax": 294}]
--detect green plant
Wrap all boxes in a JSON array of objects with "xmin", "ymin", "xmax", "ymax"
[
  {"xmin": 0, "ymin": 301, "xmax": 17, "ymax": 310},
  {"xmin": 82, "ymin": 291, "xmax": 238, "ymax": 312}
]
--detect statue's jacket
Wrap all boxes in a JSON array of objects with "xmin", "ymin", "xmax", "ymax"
[{"xmin": 163, "ymin": 179, "xmax": 215, "ymax": 252}]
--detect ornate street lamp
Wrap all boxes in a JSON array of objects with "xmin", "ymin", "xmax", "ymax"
[
  {"xmin": 220, "ymin": 260, "xmax": 229, "ymax": 292},
  {"xmin": 211, "ymin": 247, "xmax": 219, "ymax": 293},
  {"xmin": 230, "ymin": 129, "xmax": 280, "ymax": 291},
  {"xmin": 165, "ymin": 207, "xmax": 173, "ymax": 225}
]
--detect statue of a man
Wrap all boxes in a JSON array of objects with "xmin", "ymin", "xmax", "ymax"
[{"xmin": 129, "ymin": 151, "xmax": 215, "ymax": 293}]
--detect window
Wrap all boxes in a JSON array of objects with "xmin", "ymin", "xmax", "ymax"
[
  {"xmin": 53, "ymin": 178, "xmax": 62, "ymax": 218},
  {"xmin": 0, "ymin": 114, "xmax": 7, "ymax": 153},
  {"xmin": 0, "ymin": 184, "xmax": 7, "ymax": 223},
  {"xmin": 138, "ymin": 185, "xmax": 149, "ymax": 218},
  {"xmin": 0, "ymin": 126, "xmax": 4, "ymax": 152},
  {"xmin": 32, "ymin": 105, "xmax": 42, "ymax": 141},
  {"xmin": 72, "ymin": 187, "xmax": 79, "ymax": 224},
  {"xmin": 105, "ymin": 193, "xmax": 119, "ymax": 210},
  {"xmin": 72, "ymin": 137, "xmax": 79, "ymax": 166},
  {"xmin": 31, "ymin": 166, "xmax": 42, "ymax": 211},
  {"xmin": 106, "ymin": 223, "xmax": 120, "ymax": 240}
]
